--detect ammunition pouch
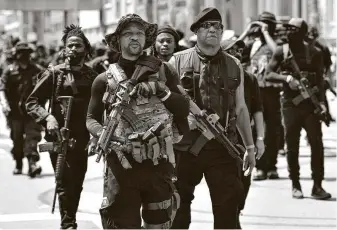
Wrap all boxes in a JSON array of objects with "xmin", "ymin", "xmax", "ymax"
[{"xmin": 126, "ymin": 122, "xmax": 176, "ymax": 167}]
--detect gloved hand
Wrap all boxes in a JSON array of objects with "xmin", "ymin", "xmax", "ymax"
[
  {"xmin": 129, "ymin": 81, "xmax": 171, "ymax": 100},
  {"xmin": 287, "ymin": 75, "xmax": 301, "ymax": 90},
  {"xmin": 45, "ymin": 115, "xmax": 61, "ymax": 141}
]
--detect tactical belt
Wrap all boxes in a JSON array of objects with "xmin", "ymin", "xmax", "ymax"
[{"xmin": 108, "ymin": 124, "xmax": 176, "ymax": 169}]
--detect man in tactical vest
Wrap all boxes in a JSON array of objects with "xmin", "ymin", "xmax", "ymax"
[
  {"xmin": 242, "ymin": 11, "xmax": 282, "ymax": 180},
  {"xmin": 86, "ymin": 14, "xmax": 189, "ymax": 229},
  {"xmin": 222, "ymin": 39, "xmax": 265, "ymax": 229},
  {"xmin": 169, "ymin": 8, "xmax": 256, "ymax": 229},
  {"xmin": 265, "ymin": 18, "xmax": 331, "ymax": 200},
  {"xmin": 0, "ymin": 42, "xmax": 44, "ymax": 177},
  {"xmin": 26, "ymin": 25, "xmax": 98, "ymax": 229}
]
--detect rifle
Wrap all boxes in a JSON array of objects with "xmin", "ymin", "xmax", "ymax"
[
  {"xmin": 95, "ymin": 67, "xmax": 142, "ymax": 163},
  {"xmin": 38, "ymin": 96, "xmax": 75, "ymax": 214},
  {"xmin": 287, "ymin": 51, "xmax": 330, "ymax": 126},
  {"xmin": 176, "ymin": 85, "xmax": 243, "ymax": 163}
]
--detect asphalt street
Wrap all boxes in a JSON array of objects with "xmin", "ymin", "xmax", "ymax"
[{"xmin": 0, "ymin": 93, "xmax": 336, "ymax": 229}]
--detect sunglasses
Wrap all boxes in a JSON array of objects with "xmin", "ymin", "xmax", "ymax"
[{"xmin": 200, "ymin": 22, "xmax": 224, "ymax": 30}]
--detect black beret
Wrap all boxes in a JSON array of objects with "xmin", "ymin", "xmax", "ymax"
[{"xmin": 190, "ymin": 7, "xmax": 222, "ymax": 32}]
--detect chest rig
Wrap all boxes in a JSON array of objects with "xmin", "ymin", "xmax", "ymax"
[
  {"xmin": 178, "ymin": 49, "xmax": 240, "ymax": 144},
  {"xmin": 102, "ymin": 63, "xmax": 175, "ymax": 168}
]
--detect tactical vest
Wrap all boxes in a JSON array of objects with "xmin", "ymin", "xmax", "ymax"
[
  {"xmin": 103, "ymin": 63, "xmax": 176, "ymax": 167},
  {"xmin": 248, "ymin": 40, "xmax": 283, "ymax": 88},
  {"xmin": 280, "ymin": 43, "xmax": 318, "ymax": 101},
  {"xmin": 172, "ymin": 47, "xmax": 240, "ymax": 149}
]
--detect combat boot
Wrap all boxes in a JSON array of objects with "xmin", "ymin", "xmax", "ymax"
[
  {"xmin": 292, "ymin": 180, "xmax": 304, "ymax": 199},
  {"xmin": 311, "ymin": 181, "xmax": 331, "ymax": 200},
  {"xmin": 13, "ymin": 160, "xmax": 23, "ymax": 175},
  {"xmin": 28, "ymin": 159, "xmax": 42, "ymax": 178}
]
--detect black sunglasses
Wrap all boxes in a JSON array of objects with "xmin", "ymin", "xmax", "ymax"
[{"xmin": 200, "ymin": 22, "xmax": 224, "ymax": 30}]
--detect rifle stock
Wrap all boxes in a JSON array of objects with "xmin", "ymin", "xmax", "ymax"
[{"xmin": 177, "ymin": 85, "xmax": 243, "ymax": 162}]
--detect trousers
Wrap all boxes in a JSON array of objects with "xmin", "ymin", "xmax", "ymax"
[
  {"xmin": 100, "ymin": 153, "xmax": 176, "ymax": 229},
  {"xmin": 282, "ymin": 103, "xmax": 324, "ymax": 182},
  {"xmin": 171, "ymin": 140, "xmax": 243, "ymax": 229},
  {"xmin": 9, "ymin": 115, "xmax": 41, "ymax": 162},
  {"xmin": 49, "ymin": 137, "xmax": 88, "ymax": 229},
  {"xmin": 256, "ymin": 87, "xmax": 282, "ymax": 172}
]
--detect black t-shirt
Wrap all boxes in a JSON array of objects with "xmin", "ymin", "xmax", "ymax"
[{"xmin": 244, "ymin": 70, "xmax": 263, "ymax": 119}]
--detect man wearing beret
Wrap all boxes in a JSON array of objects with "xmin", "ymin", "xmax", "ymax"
[
  {"xmin": 86, "ymin": 14, "xmax": 189, "ymax": 229},
  {"xmin": 169, "ymin": 8, "xmax": 256, "ymax": 229},
  {"xmin": 0, "ymin": 42, "xmax": 44, "ymax": 177}
]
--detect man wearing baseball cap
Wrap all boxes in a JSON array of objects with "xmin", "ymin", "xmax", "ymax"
[{"xmin": 170, "ymin": 8, "xmax": 255, "ymax": 229}]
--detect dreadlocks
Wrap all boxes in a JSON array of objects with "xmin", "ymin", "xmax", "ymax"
[{"xmin": 62, "ymin": 24, "xmax": 92, "ymax": 56}]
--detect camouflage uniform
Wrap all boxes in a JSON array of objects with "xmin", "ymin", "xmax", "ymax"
[{"xmin": 0, "ymin": 43, "xmax": 44, "ymax": 176}]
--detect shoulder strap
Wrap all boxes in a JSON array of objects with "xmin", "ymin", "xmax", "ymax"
[{"xmin": 48, "ymin": 64, "xmax": 56, "ymax": 113}]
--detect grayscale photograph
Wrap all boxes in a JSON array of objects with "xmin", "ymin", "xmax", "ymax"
[{"xmin": 0, "ymin": 0, "xmax": 336, "ymax": 229}]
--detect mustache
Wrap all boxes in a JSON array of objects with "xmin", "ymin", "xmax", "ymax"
[{"xmin": 129, "ymin": 42, "xmax": 140, "ymax": 46}]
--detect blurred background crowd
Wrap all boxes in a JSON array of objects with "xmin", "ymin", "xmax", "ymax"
[{"xmin": 0, "ymin": 0, "xmax": 336, "ymax": 86}]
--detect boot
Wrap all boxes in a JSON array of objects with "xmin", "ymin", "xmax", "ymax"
[
  {"xmin": 311, "ymin": 181, "xmax": 332, "ymax": 200},
  {"xmin": 13, "ymin": 160, "xmax": 23, "ymax": 175},
  {"xmin": 28, "ymin": 159, "xmax": 42, "ymax": 178},
  {"xmin": 292, "ymin": 181, "xmax": 304, "ymax": 199},
  {"xmin": 253, "ymin": 169, "xmax": 267, "ymax": 181},
  {"xmin": 267, "ymin": 170, "xmax": 279, "ymax": 179}
]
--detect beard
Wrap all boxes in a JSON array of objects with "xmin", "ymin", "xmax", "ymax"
[{"xmin": 124, "ymin": 42, "xmax": 143, "ymax": 56}]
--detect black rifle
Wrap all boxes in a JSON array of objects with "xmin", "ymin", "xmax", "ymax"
[
  {"xmin": 95, "ymin": 66, "xmax": 144, "ymax": 163},
  {"xmin": 287, "ymin": 51, "xmax": 330, "ymax": 126},
  {"xmin": 177, "ymin": 85, "xmax": 243, "ymax": 163},
  {"xmin": 38, "ymin": 96, "xmax": 75, "ymax": 214}
]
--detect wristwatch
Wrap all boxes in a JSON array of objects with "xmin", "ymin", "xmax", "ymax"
[{"xmin": 257, "ymin": 136, "xmax": 264, "ymax": 141}]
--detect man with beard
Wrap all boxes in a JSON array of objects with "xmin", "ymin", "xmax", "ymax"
[
  {"xmin": 222, "ymin": 39, "xmax": 265, "ymax": 229},
  {"xmin": 26, "ymin": 25, "xmax": 98, "ymax": 229},
  {"xmin": 0, "ymin": 42, "xmax": 44, "ymax": 177},
  {"xmin": 264, "ymin": 18, "xmax": 331, "ymax": 200},
  {"xmin": 242, "ymin": 12, "xmax": 282, "ymax": 181},
  {"xmin": 169, "ymin": 8, "xmax": 256, "ymax": 229},
  {"xmin": 153, "ymin": 25, "xmax": 181, "ymax": 62},
  {"xmin": 86, "ymin": 14, "xmax": 189, "ymax": 229}
]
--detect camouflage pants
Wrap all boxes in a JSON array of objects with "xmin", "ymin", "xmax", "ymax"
[
  {"xmin": 9, "ymin": 116, "xmax": 42, "ymax": 162},
  {"xmin": 100, "ymin": 154, "xmax": 178, "ymax": 229}
]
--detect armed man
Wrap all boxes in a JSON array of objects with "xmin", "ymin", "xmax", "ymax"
[
  {"xmin": 26, "ymin": 25, "xmax": 98, "ymax": 229},
  {"xmin": 86, "ymin": 14, "xmax": 189, "ymax": 229},
  {"xmin": 240, "ymin": 12, "xmax": 282, "ymax": 181},
  {"xmin": 264, "ymin": 18, "xmax": 331, "ymax": 200},
  {"xmin": 0, "ymin": 42, "xmax": 44, "ymax": 177},
  {"xmin": 222, "ymin": 39, "xmax": 265, "ymax": 229},
  {"xmin": 86, "ymin": 48, "xmax": 120, "ymax": 74},
  {"xmin": 169, "ymin": 8, "xmax": 256, "ymax": 229}
]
